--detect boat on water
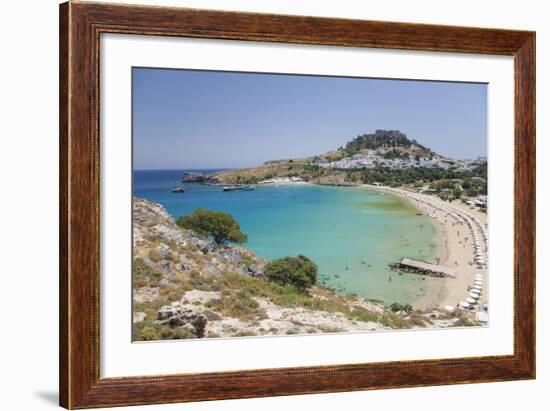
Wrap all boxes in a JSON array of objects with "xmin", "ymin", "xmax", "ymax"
[
  {"xmin": 223, "ymin": 184, "xmax": 255, "ymax": 192},
  {"xmin": 171, "ymin": 186, "xmax": 186, "ymax": 193}
]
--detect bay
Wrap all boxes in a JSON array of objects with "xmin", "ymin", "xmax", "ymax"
[{"xmin": 134, "ymin": 169, "xmax": 439, "ymax": 305}]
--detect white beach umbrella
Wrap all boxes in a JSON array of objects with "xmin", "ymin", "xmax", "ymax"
[
  {"xmin": 474, "ymin": 280, "xmax": 483, "ymax": 285},
  {"xmin": 460, "ymin": 301, "xmax": 470, "ymax": 309},
  {"xmin": 444, "ymin": 305, "xmax": 455, "ymax": 312},
  {"xmin": 469, "ymin": 292, "xmax": 480, "ymax": 299},
  {"xmin": 466, "ymin": 297, "xmax": 477, "ymax": 304}
]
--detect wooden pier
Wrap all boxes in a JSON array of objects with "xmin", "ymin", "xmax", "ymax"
[{"xmin": 394, "ymin": 258, "xmax": 457, "ymax": 278}]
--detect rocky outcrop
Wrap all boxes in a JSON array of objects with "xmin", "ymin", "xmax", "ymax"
[
  {"xmin": 181, "ymin": 172, "xmax": 221, "ymax": 184},
  {"xmin": 133, "ymin": 311, "xmax": 147, "ymax": 323},
  {"xmin": 157, "ymin": 302, "xmax": 207, "ymax": 338},
  {"xmin": 133, "ymin": 198, "xmax": 266, "ymax": 280}
]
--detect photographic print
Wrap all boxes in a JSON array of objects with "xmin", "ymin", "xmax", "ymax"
[
  {"xmin": 131, "ymin": 68, "xmax": 488, "ymax": 342},
  {"xmin": 59, "ymin": 5, "xmax": 535, "ymax": 406}
]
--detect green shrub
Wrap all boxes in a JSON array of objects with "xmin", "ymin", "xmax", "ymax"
[
  {"xmin": 265, "ymin": 255, "xmax": 318, "ymax": 292},
  {"xmin": 133, "ymin": 257, "xmax": 163, "ymax": 287},
  {"xmin": 389, "ymin": 302, "xmax": 413, "ymax": 313},
  {"xmin": 138, "ymin": 326, "xmax": 158, "ymax": 341},
  {"xmin": 206, "ymin": 291, "xmax": 261, "ymax": 320},
  {"xmin": 177, "ymin": 209, "xmax": 247, "ymax": 245},
  {"xmin": 160, "ymin": 327, "xmax": 196, "ymax": 340},
  {"xmin": 242, "ymin": 254, "xmax": 253, "ymax": 267},
  {"xmin": 148, "ymin": 249, "xmax": 163, "ymax": 263},
  {"xmin": 350, "ymin": 306, "xmax": 379, "ymax": 323},
  {"xmin": 133, "ymin": 322, "xmax": 196, "ymax": 341}
]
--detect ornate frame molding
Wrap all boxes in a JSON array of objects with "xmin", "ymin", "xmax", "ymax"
[{"xmin": 59, "ymin": 2, "xmax": 535, "ymax": 408}]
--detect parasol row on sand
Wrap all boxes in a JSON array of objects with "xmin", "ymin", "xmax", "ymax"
[{"xmin": 459, "ymin": 276, "xmax": 485, "ymax": 310}]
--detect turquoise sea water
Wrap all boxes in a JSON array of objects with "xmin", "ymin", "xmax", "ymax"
[{"xmin": 134, "ymin": 170, "xmax": 439, "ymax": 305}]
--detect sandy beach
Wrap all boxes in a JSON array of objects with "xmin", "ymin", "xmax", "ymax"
[{"xmin": 363, "ymin": 185, "xmax": 488, "ymax": 312}]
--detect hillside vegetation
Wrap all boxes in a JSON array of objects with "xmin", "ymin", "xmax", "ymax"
[{"xmin": 213, "ymin": 130, "xmax": 487, "ymax": 195}]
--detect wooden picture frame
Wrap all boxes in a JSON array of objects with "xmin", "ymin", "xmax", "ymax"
[{"xmin": 59, "ymin": 1, "xmax": 535, "ymax": 408}]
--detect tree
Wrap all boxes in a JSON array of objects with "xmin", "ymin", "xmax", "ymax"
[
  {"xmin": 177, "ymin": 209, "xmax": 247, "ymax": 245},
  {"xmin": 390, "ymin": 302, "xmax": 413, "ymax": 313},
  {"xmin": 452, "ymin": 187, "xmax": 463, "ymax": 199},
  {"xmin": 265, "ymin": 255, "xmax": 318, "ymax": 292}
]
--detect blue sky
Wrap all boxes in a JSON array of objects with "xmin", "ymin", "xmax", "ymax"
[{"xmin": 133, "ymin": 68, "xmax": 487, "ymax": 169}]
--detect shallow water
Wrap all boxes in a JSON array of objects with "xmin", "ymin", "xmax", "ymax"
[{"xmin": 134, "ymin": 170, "xmax": 439, "ymax": 305}]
